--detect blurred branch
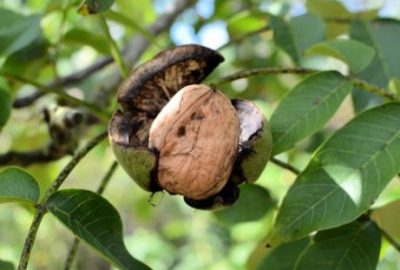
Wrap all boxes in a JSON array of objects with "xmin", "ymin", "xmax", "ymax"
[
  {"xmin": 380, "ymin": 226, "xmax": 400, "ymax": 253},
  {"xmin": 12, "ymin": 57, "xmax": 113, "ymax": 108},
  {"xmin": 270, "ymin": 157, "xmax": 301, "ymax": 175},
  {"xmin": 0, "ymin": 149, "xmax": 66, "ymax": 167},
  {"xmin": 64, "ymin": 160, "xmax": 119, "ymax": 270},
  {"xmin": 13, "ymin": 0, "xmax": 196, "ymax": 109},
  {"xmin": 1, "ymin": 70, "xmax": 110, "ymax": 122},
  {"xmin": 18, "ymin": 131, "xmax": 108, "ymax": 270}
]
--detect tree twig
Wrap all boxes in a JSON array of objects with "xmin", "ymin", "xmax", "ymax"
[
  {"xmin": 63, "ymin": 160, "xmax": 119, "ymax": 270},
  {"xmin": 379, "ymin": 226, "xmax": 400, "ymax": 253},
  {"xmin": 12, "ymin": 57, "xmax": 113, "ymax": 108},
  {"xmin": 212, "ymin": 67, "xmax": 316, "ymax": 86},
  {"xmin": 1, "ymin": 70, "xmax": 110, "ymax": 122},
  {"xmin": 0, "ymin": 149, "xmax": 66, "ymax": 166},
  {"xmin": 18, "ymin": 131, "xmax": 108, "ymax": 270},
  {"xmin": 213, "ymin": 67, "xmax": 400, "ymax": 102},
  {"xmin": 270, "ymin": 157, "xmax": 301, "ymax": 175}
]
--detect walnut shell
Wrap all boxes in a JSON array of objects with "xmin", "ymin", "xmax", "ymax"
[{"xmin": 148, "ymin": 84, "xmax": 240, "ymax": 200}]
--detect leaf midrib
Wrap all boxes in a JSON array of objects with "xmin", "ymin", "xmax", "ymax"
[{"xmin": 278, "ymin": 119, "xmax": 400, "ymax": 239}]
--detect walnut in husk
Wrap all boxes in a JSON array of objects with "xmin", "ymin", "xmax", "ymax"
[{"xmin": 108, "ymin": 44, "xmax": 272, "ymax": 210}]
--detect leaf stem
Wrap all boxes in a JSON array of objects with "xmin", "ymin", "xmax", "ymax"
[
  {"xmin": 0, "ymin": 70, "xmax": 111, "ymax": 122},
  {"xmin": 63, "ymin": 160, "xmax": 119, "ymax": 270},
  {"xmin": 99, "ymin": 15, "xmax": 129, "ymax": 78},
  {"xmin": 270, "ymin": 157, "xmax": 301, "ymax": 175},
  {"xmin": 18, "ymin": 131, "xmax": 108, "ymax": 270},
  {"xmin": 212, "ymin": 67, "xmax": 315, "ymax": 86}
]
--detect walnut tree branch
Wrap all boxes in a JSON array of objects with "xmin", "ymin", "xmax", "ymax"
[
  {"xmin": 12, "ymin": 0, "xmax": 196, "ymax": 109},
  {"xmin": 18, "ymin": 131, "xmax": 108, "ymax": 270}
]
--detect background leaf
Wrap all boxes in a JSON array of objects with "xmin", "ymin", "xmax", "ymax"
[
  {"xmin": 305, "ymin": 39, "xmax": 375, "ymax": 73},
  {"xmin": 46, "ymin": 189, "xmax": 150, "ymax": 270},
  {"xmin": 270, "ymin": 71, "xmax": 353, "ymax": 155},
  {"xmin": 214, "ymin": 184, "xmax": 275, "ymax": 225},
  {"xmin": 0, "ymin": 259, "xmax": 15, "ymax": 270},
  {"xmin": 63, "ymin": 28, "xmax": 110, "ymax": 54},
  {"xmin": 272, "ymin": 102, "xmax": 400, "ymax": 243},
  {"xmin": 227, "ymin": 11, "xmax": 267, "ymax": 39},
  {"xmin": 295, "ymin": 221, "xmax": 381, "ymax": 270},
  {"xmin": 350, "ymin": 19, "xmax": 400, "ymax": 112},
  {"xmin": 0, "ymin": 8, "xmax": 41, "ymax": 57},
  {"xmin": 0, "ymin": 167, "xmax": 39, "ymax": 205},
  {"xmin": 269, "ymin": 13, "xmax": 325, "ymax": 63}
]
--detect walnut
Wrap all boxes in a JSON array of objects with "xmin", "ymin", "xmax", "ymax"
[
  {"xmin": 148, "ymin": 84, "xmax": 240, "ymax": 200},
  {"xmin": 109, "ymin": 45, "xmax": 272, "ymax": 210}
]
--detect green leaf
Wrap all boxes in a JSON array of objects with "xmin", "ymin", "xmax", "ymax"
[
  {"xmin": 0, "ymin": 167, "xmax": 39, "ymax": 205},
  {"xmin": 46, "ymin": 189, "xmax": 150, "ymax": 270},
  {"xmin": 227, "ymin": 11, "xmax": 267, "ymax": 39},
  {"xmin": 77, "ymin": 0, "xmax": 114, "ymax": 15},
  {"xmin": 0, "ymin": 85, "xmax": 11, "ymax": 131},
  {"xmin": 255, "ymin": 238, "xmax": 311, "ymax": 270},
  {"xmin": 272, "ymin": 102, "xmax": 400, "ymax": 243},
  {"xmin": 0, "ymin": 259, "xmax": 15, "ymax": 270},
  {"xmin": 371, "ymin": 200, "xmax": 400, "ymax": 241},
  {"xmin": 63, "ymin": 28, "xmax": 110, "ymax": 54},
  {"xmin": 306, "ymin": 39, "xmax": 375, "ymax": 73},
  {"xmin": 295, "ymin": 221, "xmax": 381, "ymax": 270},
  {"xmin": 270, "ymin": 71, "xmax": 353, "ymax": 155},
  {"xmin": 0, "ymin": 8, "xmax": 42, "ymax": 57},
  {"xmin": 214, "ymin": 184, "xmax": 275, "ymax": 225},
  {"xmin": 269, "ymin": 14, "xmax": 325, "ymax": 63},
  {"xmin": 350, "ymin": 19, "xmax": 400, "ymax": 112}
]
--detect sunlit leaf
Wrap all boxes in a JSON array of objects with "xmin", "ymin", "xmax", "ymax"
[
  {"xmin": 371, "ymin": 200, "xmax": 400, "ymax": 241},
  {"xmin": 0, "ymin": 8, "xmax": 42, "ymax": 56},
  {"xmin": 295, "ymin": 221, "xmax": 381, "ymax": 270},
  {"xmin": 272, "ymin": 102, "xmax": 400, "ymax": 243},
  {"xmin": 351, "ymin": 19, "xmax": 400, "ymax": 112},
  {"xmin": 0, "ymin": 259, "xmax": 14, "ymax": 270},
  {"xmin": 0, "ymin": 167, "xmax": 39, "ymax": 205},
  {"xmin": 270, "ymin": 71, "xmax": 353, "ymax": 155},
  {"xmin": 63, "ymin": 28, "xmax": 110, "ymax": 54},
  {"xmin": 46, "ymin": 189, "xmax": 150, "ymax": 270},
  {"xmin": 227, "ymin": 10, "xmax": 267, "ymax": 39},
  {"xmin": 306, "ymin": 39, "xmax": 375, "ymax": 73},
  {"xmin": 77, "ymin": 0, "xmax": 114, "ymax": 15},
  {"xmin": 214, "ymin": 184, "xmax": 275, "ymax": 225},
  {"xmin": 269, "ymin": 13, "xmax": 325, "ymax": 63}
]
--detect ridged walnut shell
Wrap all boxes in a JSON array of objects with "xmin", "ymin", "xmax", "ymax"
[{"xmin": 148, "ymin": 84, "xmax": 240, "ymax": 200}]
